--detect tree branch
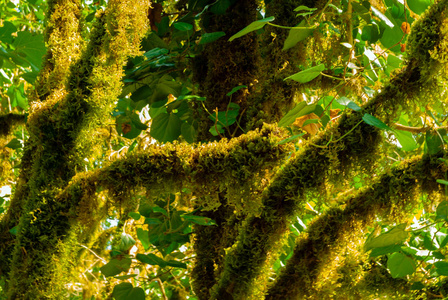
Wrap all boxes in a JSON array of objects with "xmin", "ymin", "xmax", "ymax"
[
  {"xmin": 212, "ymin": 0, "xmax": 448, "ymax": 297},
  {"xmin": 265, "ymin": 153, "xmax": 445, "ymax": 298}
]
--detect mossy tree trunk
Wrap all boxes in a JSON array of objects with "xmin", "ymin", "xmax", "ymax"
[{"xmin": 0, "ymin": 1, "xmax": 149, "ymax": 298}]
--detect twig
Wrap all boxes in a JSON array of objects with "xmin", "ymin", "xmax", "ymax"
[
  {"xmin": 78, "ymin": 244, "xmax": 107, "ymax": 264},
  {"xmin": 151, "ymin": 278, "xmax": 168, "ymax": 300}
]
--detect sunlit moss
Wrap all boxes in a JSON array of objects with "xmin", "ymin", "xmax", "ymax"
[
  {"xmin": 4, "ymin": 0, "xmax": 150, "ymax": 298},
  {"xmin": 265, "ymin": 154, "xmax": 445, "ymax": 299}
]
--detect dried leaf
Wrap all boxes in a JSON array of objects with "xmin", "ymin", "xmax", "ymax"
[
  {"xmin": 292, "ymin": 113, "xmax": 321, "ymax": 135},
  {"xmin": 400, "ymin": 43, "xmax": 406, "ymax": 53},
  {"xmin": 401, "ymin": 22, "xmax": 411, "ymax": 34},
  {"xmin": 330, "ymin": 109, "xmax": 341, "ymax": 121},
  {"xmin": 122, "ymin": 123, "xmax": 132, "ymax": 134}
]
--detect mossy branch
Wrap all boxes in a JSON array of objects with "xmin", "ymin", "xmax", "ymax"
[
  {"xmin": 57, "ymin": 124, "xmax": 292, "ymax": 213},
  {"xmin": 4, "ymin": 0, "xmax": 150, "ymax": 298},
  {"xmin": 212, "ymin": 1, "xmax": 448, "ymax": 296},
  {"xmin": 265, "ymin": 154, "xmax": 445, "ymax": 299}
]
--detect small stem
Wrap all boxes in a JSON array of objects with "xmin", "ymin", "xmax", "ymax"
[{"xmin": 267, "ymin": 22, "xmax": 317, "ymax": 30}]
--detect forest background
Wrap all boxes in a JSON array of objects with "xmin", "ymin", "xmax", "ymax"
[{"xmin": 1, "ymin": 0, "xmax": 448, "ymax": 299}]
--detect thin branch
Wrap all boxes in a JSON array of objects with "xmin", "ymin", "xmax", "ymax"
[{"xmin": 78, "ymin": 244, "xmax": 107, "ymax": 264}]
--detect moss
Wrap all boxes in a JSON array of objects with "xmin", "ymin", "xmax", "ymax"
[
  {"xmin": 4, "ymin": 0, "xmax": 150, "ymax": 298},
  {"xmin": 192, "ymin": 0, "xmax": 260, "ymax": 140},
  {"xmin": 34, "ymin": 0, "xmax": 84, "ymax": 103},
  {"xmin": 406, "ymin": 0, "xmax": 448, "ymax": 79},
  {"xmin": 265, "ymin": 154, "xmax": 445, "ymax": 299},
  {"xmin": 191, "ymin": 203, "xmax": 240, "ymax": 299},
  {"xmin": 210, "ymin": 14, "xmax": 448, "ymax": 291}
]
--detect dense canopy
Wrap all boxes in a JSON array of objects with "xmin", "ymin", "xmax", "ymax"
[{"xmin": 1, "ymin": 0, "xmax": 448, "ymax": 299}]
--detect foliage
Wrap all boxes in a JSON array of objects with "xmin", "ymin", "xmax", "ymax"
[{"xmin": 1, "ymin": 0, "xmax": 448, "ymax": 299}]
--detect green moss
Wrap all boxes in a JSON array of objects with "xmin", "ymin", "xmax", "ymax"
[
  {"xmin": 5, "ymin": 0, "xmax": 150, "ymax": 298},
  {"xmin": 192, "ymin": 0, "xmax": 260, "ymax": 140},
  {"xmin": 265, "ymin": 154, "xmax": 445, "ymax": 299},
  {"xmin": 406, "ymin": 0, "xmax": 448, "ymax": 78}
]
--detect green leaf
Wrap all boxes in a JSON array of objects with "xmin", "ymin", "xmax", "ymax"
[
  {"xmin": 351, "ymin": 2, "xmax": 371, "ymax": 23},
  {"xmin": 361, "ymin": 23, "xmax": 380, "ymax": 43},
  {"xmin": 20, "ymin": 71, "xmax": 39, "ymax": 84},
  {"xmin": 301, "ymin": 119, "xmax": 320, "ymax": 127},
  {"xmin": 150, "ymin": 112, "xmax": 182, "ymax": 142},
  {"xmin": 148, "ymin": 75, "xmax": 182, "ymax": 104},
  {"xmin": 380, "ymin": 24, "xmax": 403, "ymax": 53},
  {"xmin": 114, "ymin": 274, "xmax": 138, "ymax": 280},
  {"xmin": 165, "ymin": 260, "xmax": 187, "ymax": 269},
  {"xmin": 392, "ymin": 130, "xmax": 418, "ymax": 151},
  {"xmin": 112, "ymin": 283, "xmax": 145, "ymax": 300},
  {"xmin": 5, "ymin": 138, "xmax": 22, "ymax": 150},
  {"xmin": 0, "ymin": 21, "xmax": 17, "ymax": 44},
  {"xmin": 435, "ymin": 261, "xmax": 448, "ymax": 276},
  {"xmin": 209, "ymin": 124, "xmax": 224, "ymax": 136},
  {"xmin": 277, "ymin": 133, "xmax": 305, "ymax": 145},
  {"xmin": 228, "ymin": 16, "xmax": 275, "ymax": 41},
  {"xmin": 182, "ymin": 214, "xmax": 217, "ymax": 226},
  {"xmin": 12, "ymin": 31, "xmax": 46, "ymax": 70},
  {"xmin": 131, "ymin": 85, "xmax": 152, "ymax": 101},
  {"xmin": 410, "ymin": 282, "xmax": 425, "ymax": 290},
  {"xmin": 208, "ymin": 109, "xmax": 239, "ymax": 127},
  {"xmin": 178, "ymin": 95, "xmax": 206, "ymax": 101},
  {"xmin": 387, "ymin": 54, "xmax": 402, "ymax": 68},
  {"xmin": 100, "ymin": 258, "xmax": 132, "ymax": 277},
  {"xmin": 181, "ymin": 122, "xmax": 197, "ymax": 143},
  {"xmin": 432, "ymin": 250, "xmax": 446, "ymax": 259},
  {"xmin": 137, "ymin": 228, "xmax": 151, "ymax": 250},
  {"xmin": 365, "ymin": 224, "xmax": 408, "ymax": 250},
  {"xmin": 9, "ymin": 226, "xmax": 18, "ymax": 235},
  {"xmin": 283, "ymin": 20, "xmax": 315, "ymax": 50},
  {"xmin": 436, "ymin": 201, "xmax": 448, "ymax": 221},
  {"xmin": 119, "ymin": 233, "xmax": 136, "ymax": 252},
  {"xmin": 407, "ymin": 0, "xmax": 431, "ymax": 14},
  {"xmin": 387, "ymin": 252, "xmax": 416, "ymax": 278},
  {"xmin": 371, "ymin": 6, "xmax": 394, "ymax": 28},
  {"xmin": 226, "ymin": 85, "xmax": 247, "ymax": 96},
  {"xmin": 128, "ymin": 212, "xmax": 141, "ymax": 220},
  {"xmin": 425, "ymin": 131, "xmax": 443, "ymax": 154},
  {"xmin": 211, "ymin": 0, "xmax": 231, "ymax": 14},
  {"xmin": 116, "ymin": 117, "xmax": 142, "ymax": 140},
  {"xmin": 199, "ymin": 31, "xmax": 226, "ymax": 45},
  {"xmin": 362, "ymin": 113, "xmax": 390, "ymax": 130},
  {"xmin": 151, "ymin": 206, "xmax": 167, "ymax": 217},
  {"xmin": 369, "ymin": 244, "xmax": 402, "ymax": 257},
  {"xmin": 173, "ymin": 22, "xmax": 193, "ymax": 31},
  {"xmin": 284, "ymin": 63, "xmax": 325, "ymax": 83},
  {"xmin": 437, "ymin": 180, "xmax": 448, "ymax": 185},
  {"xmin": 336, "ymin": 97, "xmax": 362, "ymax": 111},
  {"xmin": 136, "ymin": 253, "xmax": 167, "ymax": 267},
  {"xmin": 278, "ymin": 102, "xmax": 314, "ymax": 127},
  {"xmin": 294, "ymin": 5, "xmax": 317, "ymax": 12},
  {"xmin": 143, "ymin": 48, "xmax": 169, "ymax": 60}
]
